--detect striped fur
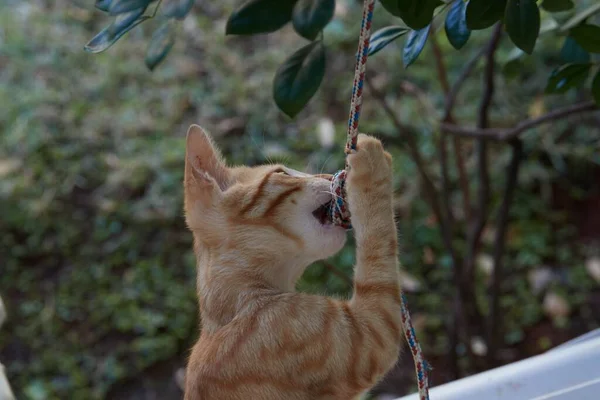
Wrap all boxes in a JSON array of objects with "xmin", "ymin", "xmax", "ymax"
[{"xmin": 183, "ymin": 125, "xmax": 403, "ymax": 399}]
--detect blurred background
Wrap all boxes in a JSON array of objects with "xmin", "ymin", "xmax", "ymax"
[{"xmin": 1, "ymin": 0, "xmax": 599, "ymax": 399}]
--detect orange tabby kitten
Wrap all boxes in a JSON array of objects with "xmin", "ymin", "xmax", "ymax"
[{"xmin": 183, "ymin": 125, "xmax": 403, "ymax": 400}]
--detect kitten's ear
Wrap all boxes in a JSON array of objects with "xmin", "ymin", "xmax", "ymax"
[{"xmin": 184, "ymin": 125, "xmax": 231, "ymax": 201}]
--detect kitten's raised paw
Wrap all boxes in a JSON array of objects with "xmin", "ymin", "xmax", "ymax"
[{"xmin": 347, "ymin": 134, "xmax": 392, "ymax": 190}]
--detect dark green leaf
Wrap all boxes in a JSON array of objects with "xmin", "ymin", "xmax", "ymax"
[
  {"xmin": 541, "ymin": 0, "xmax": 574, "ymax": 13},
  {"xmin": 570, "ymin": 24, "xmax": 600, "ymax": 53},
  {"xmin": 560, "ymin": 36, "xmax": 590, "ymax": 63},
  {"xmin": 592, "ymin": 70, "xmax": 600, "ymax": 105},
  {"xmin": 445, "ymin": 0, "xmax": 471, "ymax": 50},
  {"xmin": 273, "ymin": 41, "xmax": 326, "ymax": 118},
  {"xmin": 145, "ymin": 21, "xmax": 175, "ymax": 70},
  {"xmin": 292, "ymin": 0, "xmax": 335, "ymax": 41},
  {"xmin": 403, "ymin": 25, "xmax": 430, "ymax": 68},
  {"xmin": 379, "ymin": 0, "xmax": 401, "ymax": 17},
  {"xmin": 161, "ymin": 0, "xmax": 194, "ymax": 20},
  {"xmin": 397, "ymin": 0, "xmax": 442, "ymax": 30},
  {"xmin": 561, "ymin": 3, "xmax": 600, "ymax": 31},
  {"xmin": 226, "ymin": 0, "xmax": 296, "ymax": 35},
  {"xmin": 85, "ymin": 9, "xmax": 149, "ymax": 53},
  {"xmin": 109, "ymin": 0, "xmax": 152, "ymax": 15},
  {"xmin": 109, "ymin": 7, "xmax": 147, "ymax": 36},
  {"xmin": 95, "ymin": 0, "xmax": 113, "ymax": 12},
  {"xmin": 545, "ymin": 63, "xmax": 591, "ymax": 94},
  {"xmin": 466, "ymin": 0, "xmax": 506, "ymax": 30},
  {"xmin": 505, "ymin": 0, "xmax": 540, "ymax": 54},
  {"xmin": 368, "ymin": 25, "xmax": 409, "ymax": 56}
]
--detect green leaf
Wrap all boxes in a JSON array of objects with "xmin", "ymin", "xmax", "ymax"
[
  {"xmin": 505, "ymin": 0, "xmax": 540, "ymax": 54},
  {"xmin": 592, "ymin": 70, "xmax": 600, "ymax": 105},
  {"xmin": 445, "ymin": 0, "xmax": 471, "ymax": 50},
  {"xmin": 403, "ymin": 25, "xmax": 430, "ymax": 68},
  {"xmin": 161, "ymin": 0, "xmax": 194, "ymax": 20},
  {"xmin": 368, "ymin": 25, "xmax": 409, "ymax": 56},
  {"xmin": 85, "ymin": 8, "xmax": 149, "ymax": 53},
  {"xmin": 561, "ymin": 3, "xmax": 600, "ymax": 31},
  {"xmin": 545, "ymin": 63, "xmax": 591, "ymax": 94},
  {"xmin": 379, "ymin": 0, "xmax": 402, "ymax": 17},
  {"xmin": 108, "ymin": 0, "xmax": 152, "ymax": 15},
  {"xmin": 226, "ymin": 0, "xmax": 296, "ymax": 35},
  {"xmin": 569, "ymin": 24, "xmax": 600, "ymax": 53},
  {"xmin": 541, "ymin": 0, "xmax": 574, "ymax": 13},
  {"xmin": 108, "ymin": 7, "xmax": 147, "ymax": 36},
  {"xmin": 273, "ymin": 41, "xmax": 326, "ymax": 118},
  {"xmin": 292, "ymin": 0, "xmax": 335, "ymax": 41},
  {"xmin": 95, "ymin": 0, "xmax": 113, "ymax": 12},
  {"xmin": 397, "ymin": 0, "xmax": 441, "ymax": 30},
  {"xmin": 560, "ymin": 36, "xmax": 590, "ymax": 63},
  {"xmin": 466, "ymin": 0, "xmax": 507, "ymax": 30},
  {"xmin": 145, "ymin": 21, "xmax": 175, "ymax": 70}
]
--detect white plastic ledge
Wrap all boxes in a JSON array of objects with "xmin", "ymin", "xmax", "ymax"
[
  {"xmin": 0, "ymin": 296, "xmax": 15, "ymax": 400},
  {"xmin": 397, "ymin": 329, "xmax": 600, "ymax": 400}
]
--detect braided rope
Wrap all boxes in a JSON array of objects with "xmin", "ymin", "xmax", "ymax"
[
  {"xmin": 328, "ymin": 1, "xmax": 431, "ymax": 399},
  {"xmin": 329, "ymin": 0, "xmax": 374, "ymax": 229}
]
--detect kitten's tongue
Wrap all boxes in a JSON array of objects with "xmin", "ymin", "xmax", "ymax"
[{"xmin": 312, "ymin": 203, "xmax": 331, "ymax": 225}]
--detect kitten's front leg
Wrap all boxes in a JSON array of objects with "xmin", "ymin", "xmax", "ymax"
[
  {"xmin": 340, "ymin": 134, "xmax": 403, "ymax": 387},
  {"xmin": 346, "ymin": 134, "xmax": 398, "ymax": 284}
]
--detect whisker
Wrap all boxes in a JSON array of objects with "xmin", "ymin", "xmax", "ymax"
[
  {"xmin": 304, "ymin": 158, "xmax": 313, "ymax": 174},
  {"xmin": 319, "ymin": 154, "xmax": 334, "ymax": 175},
  {"xmin": 248, "ymin": 134, "xmax": 263, "ymax": 161},
  {"xmin": 319, "ymin": 190, "xmax": 342, "ymax": 201}
]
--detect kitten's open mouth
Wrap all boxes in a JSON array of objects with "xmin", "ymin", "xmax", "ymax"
[{"xmin": 312, "ymin": 203, "xmax": 332, "ymax": 225}]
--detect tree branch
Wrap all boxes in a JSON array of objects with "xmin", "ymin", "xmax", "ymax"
[
  {"xmin": 432, "ymin": 28, "xmax": 483, "ymax": 377},
  {"xmin": 452, "ymin": 137, "xmax": 472, "ymax": 221},
  {"xmin": 430, "ymin": 26, "xmax": 457, "ymax": 231},
  {"xmin": 440, "ymin": 44, "xmax": 486, "ymax": 226},
  {"xmin": 487, "ymin": 139, "xmax": 523, "ymax": 366},
  {"xmin": 477, "ymin": 26, "xmax": 501, "ymax": 130},
  {"xmin": 441, "ymin": 101, "xmax": 599, "ymax": 141},
  {"xmin": 366, "ymin": 77, "xmax": 461, "ymax": 271},
  {"xmin": 459, "ymin": 25, "xmax": 502, "ymax": 373},
  {"xmin": 399, "ymin": 80, "xmax": 439, "ymax": 120},
  {"xmin": 463, "ymin": 24, "xmax": 502, "ymax": 287},
  {"xmin": 438, "ymin": 132, "xmax": 455, "ymax": 232},
  {"xmin": 368, "ymin": 74, "xmax": 471, "ymax": 377},
  {"xmin": 443, "ymin": 47, "xmax": 486, "ymax": 121},
  {"xmin": 366, "ymin": 79, "xmax": 443, "ymax": 220},
  {"xmin": 430, "ymin": 26, "xmax": 451, "ymax": 95}
]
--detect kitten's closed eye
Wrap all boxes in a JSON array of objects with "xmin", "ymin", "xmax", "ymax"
[
  {"xmin": 273, "ymin": 167, "xmax": 313, "ymax": 179},
  {"xmin": 274, "ymin": 168, "xmax": 290, "ymax": 176}
]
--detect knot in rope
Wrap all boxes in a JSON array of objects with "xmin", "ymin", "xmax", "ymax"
[{"xmin": 329, "ymin": 169, "xmax": 351, "ymax": 228}]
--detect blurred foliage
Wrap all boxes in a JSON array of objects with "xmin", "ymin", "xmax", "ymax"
[
  {"xmin": 0, "ymin": 0, "xmax": 599, "ymax": 399},
  {"xmin": 85, "ymin": 0, "xmax": 600, "ymax": 117}
]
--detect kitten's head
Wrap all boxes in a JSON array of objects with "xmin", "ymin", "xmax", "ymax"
[{"xmin": 183, "ymin": 125, "xmax": 346, "ymax": 268}]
